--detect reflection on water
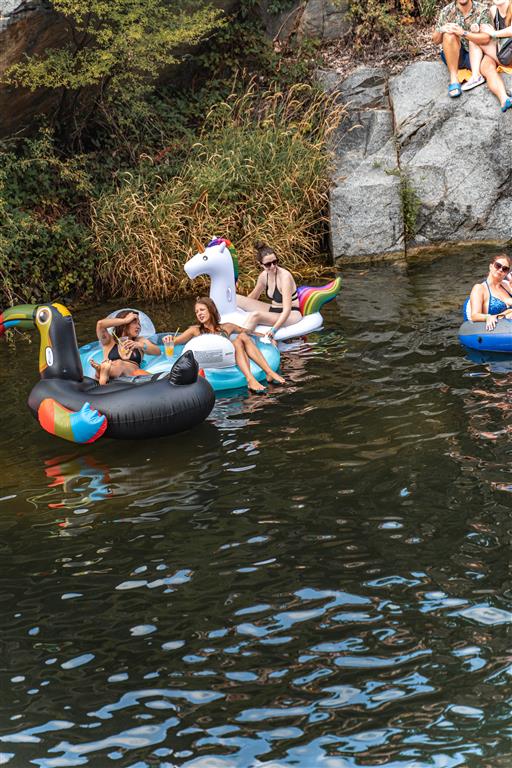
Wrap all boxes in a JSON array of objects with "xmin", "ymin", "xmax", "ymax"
[{"xmin": 2, "ymin": 247, "xmax": 512, "ymax": 767}]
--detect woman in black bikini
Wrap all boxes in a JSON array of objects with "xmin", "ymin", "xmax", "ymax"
[
  {"xmin": 92, "ymin": 310, "xmax": 161, "ymax": 384},
  {"xmin": 163, "ymin": 297, "xmax": 285, "ymax": 393},
  {"xmin": 236, "ymin": 242, "xmax": 302, "ymax": 340}
]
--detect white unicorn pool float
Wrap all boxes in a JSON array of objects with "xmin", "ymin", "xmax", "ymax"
[{"xmin": 184, "ymin": 237, "xmax": 342, "ymax": 342}]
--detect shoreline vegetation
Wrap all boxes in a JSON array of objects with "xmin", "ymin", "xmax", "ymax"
[{"xmin": 0, "ymin": 0, "xmax": 444, "ymax": 308}]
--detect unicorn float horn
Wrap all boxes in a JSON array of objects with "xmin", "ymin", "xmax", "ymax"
[{"xmin": 191, "ymin": 235, "xmax": 205, "ymax": 254}]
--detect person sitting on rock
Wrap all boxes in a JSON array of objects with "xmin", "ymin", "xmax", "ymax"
[
  {"xmin": 432, "ymin": 0, "xmax": 491, "ymax": 98},
  {"xmin": 466, "ymin": 0, "xmax": 512, "ymax": 111}
]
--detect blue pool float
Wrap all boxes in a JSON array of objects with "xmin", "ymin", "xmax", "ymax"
[
  {"xmin": 459, "ymin": 297, "xmax": 512, "ymax": 353},
  {"xmin": 79, "ymin": 310, "xmax": 281, "ymax": 393}
]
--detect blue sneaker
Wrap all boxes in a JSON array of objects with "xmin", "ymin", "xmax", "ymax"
[{"xmin": 502, "ymin": 97, "xmax": 512, "ymax": 112}]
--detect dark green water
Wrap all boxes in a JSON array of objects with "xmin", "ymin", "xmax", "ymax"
[{"xmin": 2, "ymin": 247, "xmax": 512, "ymax": 768}]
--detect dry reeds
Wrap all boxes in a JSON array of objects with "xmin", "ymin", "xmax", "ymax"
[{"xmin": 91, "ymin": 82, "xmax": 344, "ymax": 300}]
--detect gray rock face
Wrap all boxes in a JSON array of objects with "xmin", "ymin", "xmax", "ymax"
[
  {"xmin": 328, "ymin": 60, "xmax": 512, "ymax": 262},
  {"xmin": 390, "ymin": 60, "xmax": 512, "ymax": 246},
  {"xmin": 297, "ymin": 0, "xmax": 350, "ymax": 41},
  {"xmin": 327, "ymin": 66, "xmax": 404, "ymax": 260}
]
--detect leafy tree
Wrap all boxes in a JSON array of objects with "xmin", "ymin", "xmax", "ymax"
[{"xmin": 3, "ymin": 0, "xmax": 224, "ymax": 143}]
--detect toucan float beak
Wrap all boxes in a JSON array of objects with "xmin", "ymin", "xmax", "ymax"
[{"xmin": 0, "ymin": 304, "xmax": 37, "ymax": 336}]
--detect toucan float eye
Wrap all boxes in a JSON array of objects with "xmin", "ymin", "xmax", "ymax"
[{"xmin": 37, "ymin": 308, "xmax": 50, "ymax": 324}]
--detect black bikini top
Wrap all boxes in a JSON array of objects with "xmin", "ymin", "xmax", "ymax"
[
  {"xmin": 108, "ymin": 343, "xmax": 142, "ymax": 365},
  {"xmin": 266, "ymin": 272, "xmax": 298, "ymax": 306}
]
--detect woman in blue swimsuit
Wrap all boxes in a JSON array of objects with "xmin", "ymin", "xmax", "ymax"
[
  {"xmin": 236, "ymin": 242, "xmax": 302, "ymax": 340},
  {"xmin": 469, "ymin": 253, "xmax": 512, "ymax": 330}
]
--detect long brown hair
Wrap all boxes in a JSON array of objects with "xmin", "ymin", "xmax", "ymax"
[
  {"xmin": 195, "ymin": 296, "xmax": 222, "ymax": 334},
  {"xmin": 116, "ymin": 309, "xmax": 140, "ymax": 339}
]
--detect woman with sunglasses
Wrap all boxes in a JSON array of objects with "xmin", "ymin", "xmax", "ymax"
[
  {"xmin": 237, "ymin": 242, "xmax": 302, "ymax": 339},
  {"xmin": 91, "ymin": 310, "xmax": 161, "ymax": 384},
  {"xmin": 469, "ymin": 253, "xmax": 512, "ymax": 330},
  {"xmin": 163, "ymin": 297, "xmax": 285, "ymax": 393}
]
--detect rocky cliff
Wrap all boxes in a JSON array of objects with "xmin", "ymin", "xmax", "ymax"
[{"xmin": 326, "ymin": 61, "xmax": 512, "ymax": 264}]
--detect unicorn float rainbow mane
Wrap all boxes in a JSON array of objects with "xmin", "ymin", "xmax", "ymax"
[
  {"xmin": 206, "ymin": 238, "xmax": 239, "ymax": 285},
  {"xmin": 184, "ymin": 238, "xmax": 341, "ymax": 341}
]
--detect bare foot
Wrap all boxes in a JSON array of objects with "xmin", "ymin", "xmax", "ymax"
[
  {"xmin": 247, "ymin": 376, "xmax": 266, "ymax": 393},
  {"xmin": 99, "ymin": 360, "xmax": 111, "ymax": 385},
  {"xmin": 266, "ymin": 372, "xmax": 285, "ymax": 385},
  {"xmin": 90, "ymin": 359, "xmax": 102, "ymax": 380}
]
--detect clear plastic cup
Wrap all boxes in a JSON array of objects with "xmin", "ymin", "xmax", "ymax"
[
  {"xmin": 164, "ymin": 338, "xmax": 174, "ymax": 358},
  {"xmin": 118, "ymin": 336, "xmax": 130, "ymax": 357}
]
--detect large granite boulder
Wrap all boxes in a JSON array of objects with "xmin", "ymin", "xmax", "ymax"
[
  {"xmin": 390, "ymin": 60, "xmax": 512, "ymax": 247},
  {"xmin": 323, "ymin": 66, "xmax": 405, "ymax": 261},
  {"xmin": 328, "ymin": 60, "xmax": 512, "ymax": 263}
]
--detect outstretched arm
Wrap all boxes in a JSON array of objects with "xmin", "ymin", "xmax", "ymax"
[
  {"xmin": 162, "ymin": 326, "xmax": 199, "ymax": 345},
  {"xmin": 137, "ymin": 338, "xmax": 161, "ymax": 356},
  {"xmin": 488, "ymin": 23, "xmax": 512, "ymax": 39},
  {"xmin": 222, "ymin": 323, "xmax": 265, "ymax": 338}
]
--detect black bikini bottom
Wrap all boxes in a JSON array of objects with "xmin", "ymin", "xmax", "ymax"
[{"xmin": 269, "ymin": 306, "xmax": 300, "ymax": 314}]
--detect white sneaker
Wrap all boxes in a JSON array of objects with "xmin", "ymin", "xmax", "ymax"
[{"xmin": 462, "ymin": 75, "xmax": 486, "ymax": 91}]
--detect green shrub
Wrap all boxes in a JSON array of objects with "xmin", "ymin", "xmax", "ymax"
[
  {"xmin": 349, "ymin": 0, "xmax": 398, "ymax": 45},
  {"xmin": 91, "ymin": 83, "xmax": 344, "ymax": 300},
  {"xmin": 348, "ymin": 0, "xmax": 443, "ymax": 44},
  {"xmin": 0, "ymin": 129, "xmax": 95, "ymax": 305}
]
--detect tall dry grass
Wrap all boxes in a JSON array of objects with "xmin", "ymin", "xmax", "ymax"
[{"xmin": 91, "ymin": 82, "xmax": 344, "ymax": 300}]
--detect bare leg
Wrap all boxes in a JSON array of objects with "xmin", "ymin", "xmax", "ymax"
[
  {"xmin": 108, "ymin": 360, "xmax": 147, "ymax": 377},
  {"xmin": 90, "ymin": 358, "xmax": 142, "ymax": 383},
  {"xmin": 90, "ymin": 359, "xmax": 102, "ymax": 380},
  {"xmin": 442, "ymin": 32, "xmax": 462, "ymax": 85},
  {"xmin": 242, "ymin": 309, "xmax": 302, "ymax": 332},
  {"xmin": 481, "ymin": 55, "xmax": 508, "ymax": 107},
  {"xmin": 90, "ymin": 358, "xmax": 111, "ymax": 385},
  {"xmin": 236, "ymin": 295, "xmax": 272, "ymax": 312},
  {"xmin": 232, "ymin": 337, "xmax": 266, "ymax": 392},
  {"xmin": 236, "ymin": 334, "xmax": 286, "ymax": 384},
  {"xmin": 468, "ymin": 40, "xmax": 483, "ymax": 79},
  {"xmin": 98, "ymin": 360, "xmax": 112, "ymax": 385}
]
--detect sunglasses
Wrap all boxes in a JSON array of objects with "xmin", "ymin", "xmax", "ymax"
[
  {"xmin": 494, "ymin": 262, "xmax": 510, "ymax": 273},
  {"xmin": 263, "ymin": 259, "xmax": 278, "ymax": 268}
]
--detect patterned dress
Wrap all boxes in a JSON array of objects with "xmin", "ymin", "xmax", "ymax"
[{"xmin": 435, "ymin": 1, "xmax": 491, "ymax": 50}]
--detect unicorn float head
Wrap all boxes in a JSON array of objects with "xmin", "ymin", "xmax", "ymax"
[
  {"xmin": 184, "ymin": 238, "xmax": 238, "ymax": 317},
  {"xmin": 184, "ymin": 237, "xmax": 342, "ymax": 341}
]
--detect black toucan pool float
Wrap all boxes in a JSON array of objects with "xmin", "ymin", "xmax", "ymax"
[{"xmin": 0, "ymin": 303, "xmax": 215, "ymax": 443}]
